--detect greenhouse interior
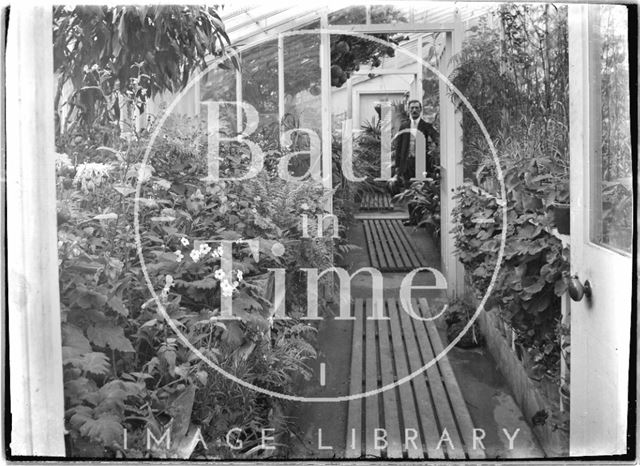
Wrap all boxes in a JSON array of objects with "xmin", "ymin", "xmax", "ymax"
[{"xmin": 5, "ymin": 1, "xmax": 635, "ymax": 461}]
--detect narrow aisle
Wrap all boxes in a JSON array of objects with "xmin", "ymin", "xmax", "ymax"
[{"xmin": 288, "ymin": 198, "xmax": 544, "ymax": 459}]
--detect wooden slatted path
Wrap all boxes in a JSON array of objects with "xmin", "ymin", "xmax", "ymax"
[
  {"xmin": 359, "ymin": 190, "xmax": 394, "ymax": 210},
  {"xmin": 362, "ymin": 219, "xmax": 429, "ymax": 272},
  {"xmin": 345, "ymin": 298, "xmax": 485, "ymax": 460}
]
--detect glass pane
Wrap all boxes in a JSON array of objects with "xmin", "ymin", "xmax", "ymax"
[
  {"xmin": 420, "ymin": 33, "xmax": 442, "ymax": 166},
  {"xmin": 241, "ymin": 40, "xmax": 279, "ymax": 120},
  {"xmin": 591, "ymin": 5, "xmax": 632, "ymax": 253},
  {"xmin": 241, "ymin": 39, "xmax": 280, "ymax": 148},
  {"xmin": 420, "ymin": 33, "xmax": 442, "ymax": 122},
  {"xmin": 200, "ymin": 57, "xmax": 236, "ymax": 102},
  {"xmin": 283, "ymin": 33, "xmax": 322, "ymax": 177},
  {"xmin": 328, "ymin": 6, "xmax": 367, "ymax": 25},
  {"xmin": 370, "ymin": 5, "xmax": 411, "ymax": 24},
  {"xmin": 200, "ymin": 54, "xmax": 239, "ymax": 134}
]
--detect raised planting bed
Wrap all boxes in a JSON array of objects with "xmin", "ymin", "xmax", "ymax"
[{"xmin": 471, "ymin": 299, "xmax": 569, "ymax": 457}]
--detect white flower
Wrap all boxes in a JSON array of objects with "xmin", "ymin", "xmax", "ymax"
[
  {"xmin": 236, "ymin": 270, "xmax": 243, "ymax": 281},
  {"xmin": 211, "ymin": 245, "xmax": 223, "ymax": 258},
  {"xmin": 301, "ymin": 202, "xmax": 309, "ymax": 210},
  {"xmin": 214, "ymin": 269, "xmax": 225, "ymax": 280},
  {"xmin": 180, "ymin": 237, "xmax": 190, "ymax": 247},
  {"xmin": 126, "ymin": 163, "xmax": 154, "ymax": 183},
  {"xmin": 174, "ymin": 250, "xmax": 184, "ymax": 262},
  {"xmin": 199, "ymin": 243, "xmax": 212, "ymax": 255},
  {"xmin": 153, "ymin": 179, "xmax": 172, "ymax": 191},
  {"xmin": 220, "ymin": 279, "xmax": 236, "ymax": 297},
  {"xmin": 190, "ymin": 249, "xmax": 201, "ymax": 263},
  {"xmin": 192, "ymin": 189, "xmax": 204, "ymax": 200},
  {"xmin": 55, "ymin": 152, "xmax": 72, "ymax": 171},
  {"xmin": 73, "ymin": 162, "xmax": 113, "ymax": 193},
  {"xmin": 161, "ymin": 274, "xmax": 174, "ymax": 299}
]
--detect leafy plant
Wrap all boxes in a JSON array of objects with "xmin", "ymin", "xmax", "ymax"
[
  {"xmin": 57, "ymin": 115, "xmax": 339, "ymax": 458},
  {"xmin": 452, "ymin": 183, "xmax": 569, "ymax": 381},
  {"xmin": 53, "ymin": 5, "xmax": 233, "ymax": 135},
  {"xmin": 450, "ymin": 6, "xmax": 569, "ymax": 181},
  {"xmin": 393, "ymin": 168, "xmax": 441, "ymax": 237},
  {"xmin": 444, "ymin": 300, "xmax": 484, "ymax": 348},
  {"xmin": 449, "ymin": 4, "xmax": 571, "ymax": 383}
]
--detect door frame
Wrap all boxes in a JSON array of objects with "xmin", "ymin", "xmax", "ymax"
[
  {"xmin": 352, "ymin": 88, "xmax": 407, "ymax": 132},
  {"xmin": 326, "ymin": 16, "xmax": 464, "ymax": 298}
]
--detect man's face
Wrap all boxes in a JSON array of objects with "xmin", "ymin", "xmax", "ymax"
[{"xmin": 409, "ymin": 103, "xmax": 421, "ymax": 119}]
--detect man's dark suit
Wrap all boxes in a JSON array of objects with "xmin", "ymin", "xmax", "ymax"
[{"xmin": 392, "ymin": 118, "xmax": 439, "ymax": 181}]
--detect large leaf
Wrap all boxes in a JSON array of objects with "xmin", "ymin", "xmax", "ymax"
[
  {"xmin": 523, "ymin": 277, "xmax": 546, "ymax": 295},
  {"xmin": 79, "ymin": 352, "xmax": 111, "ymax": 375},
  {"xmin": 167, "ymin": 385, "xmax": 196, "ymax": 440},
  {"xmin": 73, "ymin": 287, "xmax": 108, "ymax": 309},
  {"xmin": 107, "ymin": 295, "xmax": 129, "ymax": 316},
  {"xmin": 112, "ymin": 185, "xmax": 136, "ymax": 196},
  {"xmin": 69, "ymin": 405, "xmax": 94, "ymax": 431},
  {"xmin": 62, "ymin": 323, "xmax": 92, "ymax": 359},
  {"xmin": 79, "ymin": 412, "xmax": 123, "ymax": 447},
  {"xmin": 64, "ymin": 377, "xmax": 98, "ymax": 404},
  {"xmin": 222, "ymin": 321, "xmax": 243, "ymax": 348},
  {"xmin": 87, "ymin": 324, "xmax": 135, "ymax": 352},
  {"xmin": 175, "ymin": 277, "xmax": 217, "ymax": 290},
  {"xmin": 93, "ymin": 380, "xmax": 142, "ymax": 412},
  {"xmin": 526, "ymin": 293, "xmax": 552, "ymax": 314}
]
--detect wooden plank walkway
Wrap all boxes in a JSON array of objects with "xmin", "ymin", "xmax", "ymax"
[
  {"xmin": 362, "ymin": 219, "xmax": 429, "ymax": 272},
  {"xmin": 359, "ymin": 190, "xmax": 394, "ymax": 210},
  {"xmin": 345, "ymin": 298, "xmax": 485, "ymax": 460}
]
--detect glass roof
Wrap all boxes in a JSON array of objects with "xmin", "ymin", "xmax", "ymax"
[{"xmin": 219, "ymin": 2, "xmax": 496, "ymax": 45}]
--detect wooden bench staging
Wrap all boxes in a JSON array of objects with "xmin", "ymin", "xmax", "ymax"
[
  {"xmin": 362, "ymin": 219, "xmax": 429, "ymax": 272},
  {"xmin": 346, "ymin": 298, "xmax": 485, "ymax": 460},
  {"xmin": 359, "ymin": 190, "xmax": 394, "ymax": 210}
]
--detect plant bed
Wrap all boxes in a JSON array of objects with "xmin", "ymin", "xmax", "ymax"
[
  {"xmin": 471, "ymin": 299, "xmax": 569, "ymax": 457},
  {"xmin": 444, "ymin": 300, "xmax": 484, "ymax": 348}
]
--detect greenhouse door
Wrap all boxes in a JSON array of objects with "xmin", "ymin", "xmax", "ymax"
[{"xmin": 568, "ymin": 4, "xmax": 632, "ymax": 456}]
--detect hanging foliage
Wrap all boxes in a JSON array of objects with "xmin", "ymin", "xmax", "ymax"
[{"xmin": 53, "ymin": 5, "xmax": 233, "ymax": 131}]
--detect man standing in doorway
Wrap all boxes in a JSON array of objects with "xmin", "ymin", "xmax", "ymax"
[
  {"xmin": 389, "ymin": 99, "xmax": 439, "ymax": 224},
  {"xmin": 391, "ymin": 99, "xmax": 439, "ymax": 184}
]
